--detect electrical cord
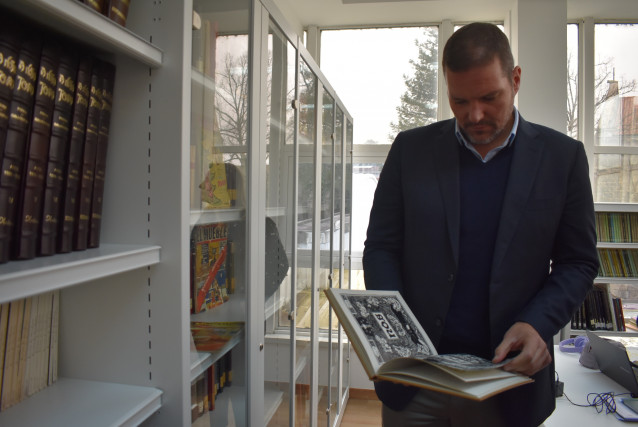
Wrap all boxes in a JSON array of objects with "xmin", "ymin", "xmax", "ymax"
[{"xmin": 556, "ymin": 371, "xmax": 632, "ymax": 414}]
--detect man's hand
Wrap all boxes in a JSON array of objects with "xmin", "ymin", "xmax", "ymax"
[{"xmin": 492, "ymin": 322, "xmax": 551, "ymax": 376}]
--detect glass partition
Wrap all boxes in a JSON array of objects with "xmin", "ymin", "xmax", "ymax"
[
  {"xmin": 294, "ymin": 56, "xmax": 317, "ymax": 426},
  {"xmin": 189, "ymin": 0, "xmax": 250, "ymax": 425},
  {"xmin": 264, "ymin": 18, "xmax": 297, "ymax": 426}
]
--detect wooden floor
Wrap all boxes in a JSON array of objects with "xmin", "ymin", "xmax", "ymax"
[{"xmin": 340, "ymin": 389, "xmax": 382, "ymax": 427}]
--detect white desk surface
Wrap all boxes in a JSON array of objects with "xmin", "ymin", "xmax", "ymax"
[{"xmin": 544, "ymin": 346, "xmax": 636, "ymax": 426}]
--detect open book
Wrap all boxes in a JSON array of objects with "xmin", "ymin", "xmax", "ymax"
[{"xmin": 325, "ymin": 289, "xmax": 533, "ymax": 401}]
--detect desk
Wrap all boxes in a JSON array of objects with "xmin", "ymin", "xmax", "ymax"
[{"xmin": 544, "ymin": 346, "xmax": 634, "ymax": 426}]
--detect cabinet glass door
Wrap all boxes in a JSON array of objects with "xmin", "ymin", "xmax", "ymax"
[
  {"xmin": 264, "ymin": 18, "xmax": 297, "ymax": 426},
  {"xmin": 319, "ymin": 88, "xmax": 336, "ymax": 426},
  {"xmin": 295, "ymin": 56, "xmax": 317, "ymax": 426},
  {"xmin": 342, "ymin": 117, "xmax": 354, "ymax": 402},
  {"xmin": 189, "ymin": 1, "xmax": 250, "ymax": 425}
]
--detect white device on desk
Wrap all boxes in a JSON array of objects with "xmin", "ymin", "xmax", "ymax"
[{"xmin": 586, "ymin": 330, "xmax": 638, "ymax": 397}]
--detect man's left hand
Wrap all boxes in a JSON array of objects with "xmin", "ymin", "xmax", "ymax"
[{"xmin": 492, "ymin": 322, "xmax": 551, "ymax": 376}]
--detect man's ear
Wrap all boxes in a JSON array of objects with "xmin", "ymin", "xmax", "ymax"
[{"xmin": 512, "ymin": 66, "xmax": 522, "ymax": 94}]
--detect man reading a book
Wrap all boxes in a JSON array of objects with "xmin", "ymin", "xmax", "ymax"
[{"xmin": 363, "ymin": 22, "xmax": 599, "ymax": 426}]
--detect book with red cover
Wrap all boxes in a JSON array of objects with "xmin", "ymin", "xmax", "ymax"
[
  {"xmin": 0, "ymin": 31, "xmax": 42, "ymax": 262},
  {"xmin": 14, "ymin": 40, "xmax": 60, "ymax": 260},
  {"xmin": 87, "ymin": 61, "xmax": 115, "ymax": 249},
  {"xmin": 191, "ymin": 222, "xmax": 229, "ymax": 313},
  {"xmin": 57, "ymin": 56, "xmax": 92, "ymax": 253},
  {"xmin": 39, "ymin": 47, "xmax": 79, "ymax": 256}
]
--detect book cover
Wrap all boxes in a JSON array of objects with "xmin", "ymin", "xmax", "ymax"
[
  {"xmin": 14, "ymin": 40, "xmax": 61, "ymax": 260},
  {"xmin": 190, "ymin": 321, "xmax": 244, "ymax": 352},
  {"xmin": 39, "ymin": 47, "xmax": 79, "ymax": 256},
  {"xmin": 0, "ymin": 32, "xmax": 42, "ymax": 263},
  {"xmin": 73, "ymin": 58, "xmax": 103, "ymax": 251},
  {"xmin": 325, "ymin": 288, "xmax": 533, "ymax": 401},
  {"xmin": 57, "ymin": 55, "xmax": 92, "ymax": 253},
  {"xmin": 0, "ymin": 16, "xmax": 21, "ymax": 167},
  {"xmin": 191, "ymin": 222, "xmax": 229, "ymax": 313},
  {"xmin": 107, "ymin": 0, "xmax": 131, "ymax": 27},
  {"xmin": 199, "ymin": 161, "xmax": 231, "ymax": 209},
  {"xmin": 88, "ymin": 61, "xmax": 115, "ymax": 248}
]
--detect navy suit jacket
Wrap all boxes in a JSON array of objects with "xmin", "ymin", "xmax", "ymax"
[{"xmin": 363, "ymin": 116, "xmax": 599, "ymax": 426}]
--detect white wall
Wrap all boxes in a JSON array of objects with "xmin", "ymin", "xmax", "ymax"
[{"xmin": 511, "ymin": 0, "xmax": 568, "ymax": 133}]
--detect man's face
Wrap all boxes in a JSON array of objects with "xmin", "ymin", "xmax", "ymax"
[{"xmin": 445, "ymin": 58, "xmax": 521, "ymax": 149}]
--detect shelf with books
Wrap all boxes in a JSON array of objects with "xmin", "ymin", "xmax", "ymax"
[
  {"xmin": 0, "ymin": 244, "xmax": 160, "ymax": 304},
  {"xmin": 0, "ymin": 378, "xmax": 162, "ymax": 426},
  {"xmin": 0, "ymin": 0, "xmax": 162, "ymax": 67}
]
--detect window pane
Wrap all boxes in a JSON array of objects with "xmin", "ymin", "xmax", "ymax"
[
  {"xmin": 567, "ymin": 23, "xmax": 579, "ymax": 139},
  {"xmin": 595, "ymin": 24, "xmax": 638, "ymax": 147},
  {"xmin": 321, "ymin": 27, "xmax": 438, "ymax": 144},
  {"xmin": 593, "ymin": 154, "xmax": 638, "ymax": 203}
]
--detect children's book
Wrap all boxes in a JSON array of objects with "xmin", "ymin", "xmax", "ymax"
[
  {"xmin": 191, "ymin": 223, "xmax": 229, "ymax": 313},
  {"xmin": 325, "ymin": 288, "xmax": 533, "ymax": 401},
  {"xmin": 190, "ymin": 321, "xmax": 244, "ymax": 352}
]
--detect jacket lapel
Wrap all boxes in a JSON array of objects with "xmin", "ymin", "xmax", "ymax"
[
  {"xmin": 433, "ymin": 121, "xmax": 461, "ymax": 267},
  {"xmin": 491, "ymin": 116, "xmax": 543, "ymax": 273}
]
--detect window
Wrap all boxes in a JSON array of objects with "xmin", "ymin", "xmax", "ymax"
[{"xmin": 592, "ymin": 23, "xmax": 638, "ymax": 203}]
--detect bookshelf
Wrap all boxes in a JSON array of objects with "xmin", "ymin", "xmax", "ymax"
[
  {"xmin": 0, "ymin": 0, "xmax": 354, "ymax": 425},
  {"xmin": 0, "ymin": 0, "xmax": 181, "ymax": 425},
  {"xmin": 571, "ymin": 203, "xmax": 638, "ymax": 336}
]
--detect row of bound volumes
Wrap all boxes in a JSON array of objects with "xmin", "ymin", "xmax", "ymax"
[
  {"xmin": 598, "ymin": 248, "xmax": 638, "ymax": 278},
  {"xmin": 79, "ymin": 0, "xmax": 131, "ymax": 27},
  {"xmin": 0, "ymin": 9, "xmax": 116, "ymax": 263},
  {"xmin": 571, "ymin": 286, "xmax": 625, "ymax": 332},
  {"xmin": 191, "ymin": 350, "xmax": 233, "ymax": 424},
  {"xmin": 596, "ymin": 211, "xmax": 638, "ymax": 243},
  {"xmin": 0, "ymin": 291, "xmax": 59, "ymax": 411}
]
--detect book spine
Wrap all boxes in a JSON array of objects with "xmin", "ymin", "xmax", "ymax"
[
  {"xmin": 107, "ymin": 0, "xmax": 131, "ymax": 26},
  {"xmin": 0, "ymin": 18, "xmax": 21, "ymax": 169},
  {"xmin": 73, "ymin": 59, "xmax": 103, "ymax": 251},
  {"xmin": 0, "ymin": 33, "xmax": 42, "ymax": 263},
  {"xmin": 39, "ymin": 47, "xmax": 78, "ymax": 256},
  {"xmin": 14, "ymin": 40, "xmax": 60, "ymax": 260},
  {"xmin": 84, "ymin": 0, "xmax": 107, "ymax": 14},
  {"xmin": 87, "ymin": 61, "xmax": 115, "ymax": 249},
  {"xmin": 57, "ymin": 56, "xmax": 92, "ymax": 253}
]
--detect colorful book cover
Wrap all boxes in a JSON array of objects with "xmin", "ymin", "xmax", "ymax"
[
  {"xmin": 199, "ymin": 162, "xmax": 231, "ymax": 209},
  {"xmin": 190, "ymin": 321, "xmax": 244, "ymax": 352},
  {"xmin": 191, "ymin": 223, "xmax": 229, "ymax": 313}
]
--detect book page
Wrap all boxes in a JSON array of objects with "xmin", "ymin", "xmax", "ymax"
[{"xmin": 336, "ymin": 291, "xmax": 436, "ymax": 370}]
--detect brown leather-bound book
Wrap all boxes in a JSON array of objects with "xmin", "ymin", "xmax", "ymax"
[
  {"xmin": 57, "ymin": 56, "xmax": 92, "ymax": 254},
  {"xmin": 73, "ymin": 59, "xmax": 103, "ymax": 251},
  {"xmin": 83, "ymin": 0, "xmax": 107, "ymax": 14},
  {"xmin": 87, "ymin": 61, "xmax": 115, "ymax": 248},
  {"xmin": 0, "ymin": 32, "xmax": 42, "ymax": 263},
  {"xmin": 0, "ymin": 17, "xmax": 22, "ymax": 167},
  {"xmin": 107, "ymin": 0, "xmax": 131, "ymax": 27},
  {"xmin": 39, "ymin": 47, "xmax": 78, "ymax": 256},
  {"xmin": 13, "ymin": 40, "xmax": 60, "ymax": 260}
]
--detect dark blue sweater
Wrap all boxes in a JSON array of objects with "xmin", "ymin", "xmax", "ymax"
[{"xmin": 439, "ymin": 144, "xmax": 514, "ymax": 358}]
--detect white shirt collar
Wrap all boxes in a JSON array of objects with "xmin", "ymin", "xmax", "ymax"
[{"xmin": 454, "ymin": 108, "xmax": 519, "ymax": 163}]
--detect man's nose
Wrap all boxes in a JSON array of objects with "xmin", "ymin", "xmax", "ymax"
[{"xmin": 468, "ymin": 102, "xmax": 484, "ymax": 123}]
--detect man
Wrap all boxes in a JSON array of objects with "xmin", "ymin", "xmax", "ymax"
[{"xmin": 363, "ymin": 22, "xmax": 599, "ymax": 426}]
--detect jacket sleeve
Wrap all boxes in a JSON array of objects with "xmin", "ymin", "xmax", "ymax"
[
  {"xmin": 515, "ymin": 141, "xmax": 599, "ymax": 341},
  {"xmin": 363, "ymin": 133, "xmax": 406, "ymax": 294}
]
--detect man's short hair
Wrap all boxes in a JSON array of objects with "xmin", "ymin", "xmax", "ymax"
[{"xmin": 442, "ymin": 22, "xmax": 515, "ymax": 78}]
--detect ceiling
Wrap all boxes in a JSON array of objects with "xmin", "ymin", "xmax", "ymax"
[{"xmin": 272, "ymin": 0, "xmax": 638, "ymax": 28}]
